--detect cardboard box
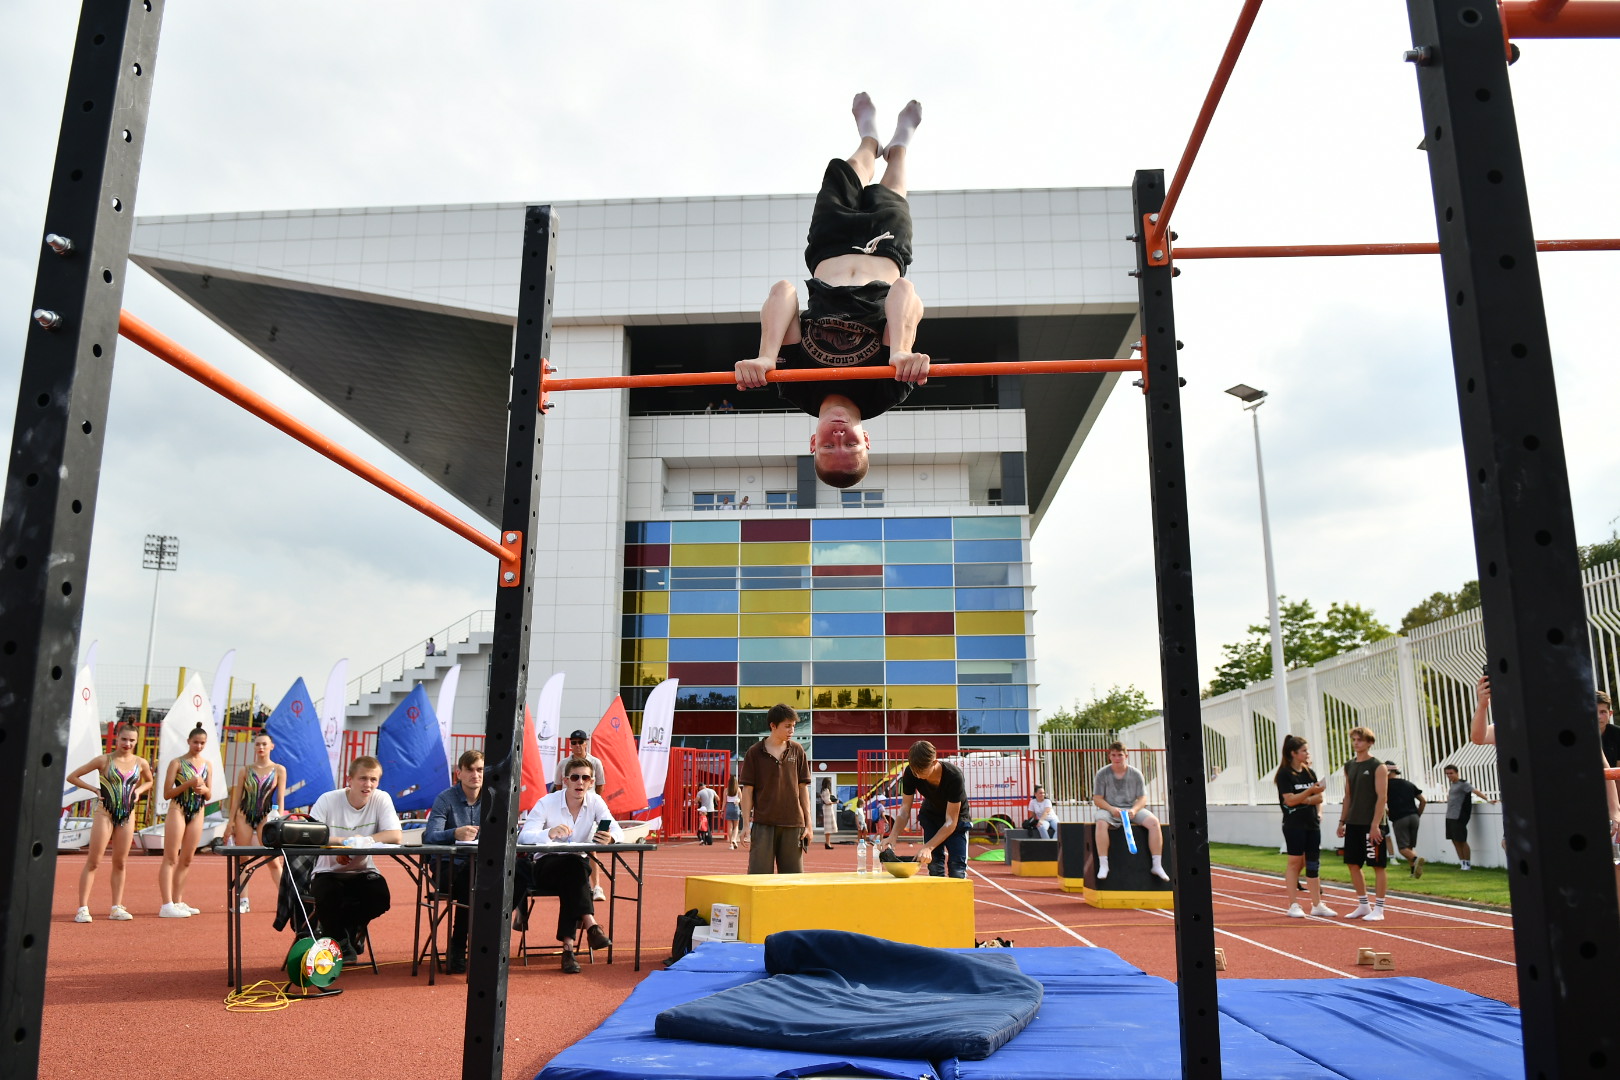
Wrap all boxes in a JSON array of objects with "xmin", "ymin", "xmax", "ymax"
[{"xmin": 710, "ymin": 903, "xmax": 740, "ymax": 942}]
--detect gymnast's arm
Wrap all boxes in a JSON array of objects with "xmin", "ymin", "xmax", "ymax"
[
  {"xmin": 883, "ymin": 277, "xmax": 929, "ymax": 384},
  {"xmin": 736, "ymin": 280, "xmax": 804, "ymax": 389}
]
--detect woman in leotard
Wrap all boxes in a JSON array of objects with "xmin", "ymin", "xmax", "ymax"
[
  {"xmin": 227, "ymin": 731, "xmax": 286, "ymax": 912},
  {"xmin": 158, "ymin": 724, "xmax": 214, "ymax": 918},
  {"xmin": 66, "ymin": 721, "xmax": 154, "ymax": 922}
]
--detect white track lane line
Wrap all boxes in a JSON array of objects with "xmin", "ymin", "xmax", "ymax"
[
  {"xmin": 1211, "ymin": 866, "xmax": 1514, "ymax": 929},
  {"xmin": 1139, "ymin": 907, "xmax": 1358, "ymax": 978},
  {"xmin": 1205, "ymin": 886, "xmax": 1517, "ymax": 967},
  {"xmin": 974, "ymin": 897, "xmax": 1040, "ymax": 916},
  {"xmin": 968, "ymin": 865, "xmax": 1098, "ymax": 946}
]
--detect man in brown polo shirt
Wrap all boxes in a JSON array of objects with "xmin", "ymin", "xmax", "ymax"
[{"xmin": 739, "ymin": 704, "xmax": 814, "ymax": 874}]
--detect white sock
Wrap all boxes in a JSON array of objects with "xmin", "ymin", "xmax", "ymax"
[
  {"xmin": 1355, "ymin": 894, "xmax": 1369, "ymax": 908},
  {"xmin": 884, "ymin": 99, "xmax": 922, "ymax": 157},
  {"xmin": 1375, "ymin": 896, "xmax": 1386, "ymax": 910},
  {"xmin": 1151, "ymin": 855, "xmax": 1163, "ymax": 871},
  {"xmin": 852, "ymin": 93, "xmax": 880, "ymax": 144},
  {"xmin": 1098, "ymin": 856, "xmax": 1110, "ymax": 878}
]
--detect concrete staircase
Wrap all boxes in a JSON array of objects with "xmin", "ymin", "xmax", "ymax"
[{"xmin": 345, "ymin": 611, "xmax": 494, "ymax": 724}]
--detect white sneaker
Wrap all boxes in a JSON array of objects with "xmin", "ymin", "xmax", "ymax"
[
  {"xmin": 183, "ymin": 904, "xmax": 201, "ymax": 915},
  {"xmin": 591, "ymin": 886, "xmax": 606, "ymax": 902},
  {"xmin": 1364, "ymin": 908, "xmax": 1385, "ymax": 922},
  {"xmin": 1311, "ymin": 903, "xmax": 1337, "ymax": 917},
  {"xmin": 1459, "ymin": 862, "xmax": 1471, "ymax": 871},
  {"xmin": 74, "ymin": 906, "xmax": 91, "ymax": 923},
  {"xmin": 1286, "ymin": 903, "xmax": 1305, "ymax": 918},
  {"xmin": 1096, "ymin": 863, "xmax": 1109, "ymax": 880},
  {"xmin": 108, "ymin": 905, "xmax": 133, "ymax": 921},
  {"xmin": 238, "ymin": 896, "xmax": 251, "ymax": 914},
  {"xmin": 1345, "ymin": 903, "xmax": 1371, "ymax": 920},
  {"xmin": 158, "ymin": 903, "xmax": 191, "ymax": 918},
  {"xmin": 1150, "ymin": 866, "xmax": 1171, "ymax": 881}
]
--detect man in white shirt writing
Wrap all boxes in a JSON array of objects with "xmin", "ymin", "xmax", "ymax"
[{"xmin": 309, "ymin": 755, "xmax": 403, "ymax": 964}]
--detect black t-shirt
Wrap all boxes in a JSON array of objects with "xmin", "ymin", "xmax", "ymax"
[
  {"xmin": 1602, "ymin": 724, "xmax": 1620, "ymax": 767},
  {"xmin": 775, "ymin": 279, "xmax": 915, "ymax": 421},
  {"xmin": 902, "ymin": 761, "xmax": 969, "ymax": 819},
  {"xmin": 1386, "ymin": 777, "xmax": 1422, "ymax": 820},
  {"xmin": 1275, "ymin": 766, "xmax": 1319, "ymax": 827}
]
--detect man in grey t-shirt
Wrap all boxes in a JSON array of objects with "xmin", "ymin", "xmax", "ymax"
[{"xmin": 1091, "ymin": 742, "xmax": 1170, "ymax": 881}]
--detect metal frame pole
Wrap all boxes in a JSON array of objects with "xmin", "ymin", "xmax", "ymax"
[
  {"xmin": 0, "ymin": 3, "xmax": 163, "ymax": 1073},
  {"xmin": 1246, "ymin": 403, "xmax": 1289, "ymax": 733},
  {"xmin": 462, "ymin": 205, "xmax": 555, "ymax": 1080},
  {"xmin": 1132, "ymin": 169, "xmax": 1222, "ymax": 1078},
  {"xmin": 1405, "ymin": 2, "xmax": 1619, "ymax": 1073}
]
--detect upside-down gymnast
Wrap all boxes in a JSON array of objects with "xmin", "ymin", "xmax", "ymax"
[{"xmin": 734, "ymin": 93, "xmax": 929, "ymax": 489}]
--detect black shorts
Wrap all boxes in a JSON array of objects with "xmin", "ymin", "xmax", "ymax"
[
  {"xmin": 1342, "ymin": 824, "xmax": 1388, "ymax": 868},
  {"xmin": 1445, "ymin": 817, "xmax": 1471, "ymax": 842},
  {"xmin": 804, "ymin": 159, "xmax": 913, "ymax": 276},
  {"xmin": 1281, "ymin": 825, "xmax": 1321, "ymax": 861}
]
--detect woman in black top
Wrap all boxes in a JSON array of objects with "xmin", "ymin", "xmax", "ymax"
[{"xmin": 1275, "ymin": 734, "xmax": 1334, "ymax": 918}]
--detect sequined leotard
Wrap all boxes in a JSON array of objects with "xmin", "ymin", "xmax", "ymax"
[
  {"xmin": 174, "ymin": 760, "xmax": 208, "ymax": 824},
  {"xmin": 99, "ymin": 762, "xmax": 141, "ymax": 826},
  {"xmin": 239, "ymin": 768, "xmax": 278, "ymax": 827}
]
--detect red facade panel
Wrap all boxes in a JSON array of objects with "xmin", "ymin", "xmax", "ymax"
[
  {"xmin": 887, "ymin": 709, "xmax": 957, "ymax": 733},
  {"xmin": 887, "ymin": 734, "xmax": 958, "ymax": 754},
  {"xmin": 624, "ymin": 543, "xmax": 670, "ymax": 567},
  {"xmin": 811, "ymin": 710, "xmax": 885, "ymax": 734},
  {"xmin": 741, "ymin": 519, "xmax": 811, "ymax": 542},
  {"xmin": 669, "ymin": 662, "xmax": 738, "ymax": 686},
  {"xmin": 672, "ymin": 711, "xmax": 738, "ymax": 735},
  {"xmin": 885, "ymin": 612, "xmax": 955, "ymax": 636},
  {"xmin": 813, "ymin": 564, "xmax": 882, "ymax": 577}
]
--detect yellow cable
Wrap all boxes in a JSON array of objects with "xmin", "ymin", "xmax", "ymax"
[{"xmin": 224, "ymin": 980, "xmax": 293, "ymax": 1012}]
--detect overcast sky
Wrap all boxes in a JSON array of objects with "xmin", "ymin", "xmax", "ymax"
[{"xmin": 3, "ymin": 3, "xmax": 1616, "ymax": 722}]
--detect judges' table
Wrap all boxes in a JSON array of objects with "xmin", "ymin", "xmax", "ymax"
[
  {"xmin": 222, "ymin": 841, "xmax": 654, "ymax": 989},
  {"xmin": 684, "ymin": 872, "xmax": 974, "ymax": 947}
]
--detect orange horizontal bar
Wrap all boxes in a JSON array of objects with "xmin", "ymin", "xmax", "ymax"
[
  {"xmin": 117, "ymin": 310, "xmax": 510, "ymax": 563},
  {"xmin": 1503, "ymin": 1, "xmax": 1620, "ymax": 37},
  {"xmin": 542, "ymin": 358, "xmax": 1144, "ymax": 392},
  {"xmin": 1175, "ymin": 238, "xmax": 1620, "ymax": 259}
]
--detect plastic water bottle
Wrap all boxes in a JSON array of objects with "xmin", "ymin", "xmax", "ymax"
[{"xmin": 856, "ymin": 835, "xmax": 869, "ymax": 873}]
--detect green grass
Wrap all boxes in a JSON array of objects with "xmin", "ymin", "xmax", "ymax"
[{"xmin": 1208, "ymin": 842, "xmax": 1513, "ymax": 908}]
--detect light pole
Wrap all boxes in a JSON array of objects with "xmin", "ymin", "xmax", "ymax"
[
  {"xmin": 1225, "ymin": 385, "xmax": 1289, "ymax": 734},
  {"xmin": 138, "ymin": 534, "xmax": 179, "ymax": 725}
]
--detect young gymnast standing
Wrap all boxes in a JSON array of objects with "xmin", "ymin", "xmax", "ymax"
[
  {"xmin": 227, "ymin": 731, "xmax": 287, "ymax": 913},
  {"xmin": 66, "ymin": 721, "xmax": 154, "ymax": 922},
  {"xmin": 158, "ymin": 724, "xmax": 214, "ymax": 918}
]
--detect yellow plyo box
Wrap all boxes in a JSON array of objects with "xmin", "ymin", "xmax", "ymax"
[
  {"xmin": 1082, "ymin": 887, "xmax": 1175, "ymax": 910},
  {"xmin": 683, "ymin": 873, "xmax": 975, "ymax": 947}
]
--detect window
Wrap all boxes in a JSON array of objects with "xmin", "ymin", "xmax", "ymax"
[
  {"xmin": 840, "ymin": 490, "xmax": 884, "ymax": 508},
  {"xmin": 765, "ymin": 491, "xmax": 797, "ymax": 509},
  {"xmin": 692, "ymin": 491, "xmax": 737, "ymax": 512}
]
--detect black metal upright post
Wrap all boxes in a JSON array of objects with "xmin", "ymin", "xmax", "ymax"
[
  {"xmin": 1405, "ymin": 3, "xmax": 1618, "ymax": 1073},
  {"xmin": 1132, "ymin": 169, "xmax": 1221, "ymax": 1078},
  {"xmin": 462, "ymin": 205, "xmax": 555, "ymax": 1080},
  {"xmin": 0, "ymin": 4, "xmax": 163, "ymax": 1075}
]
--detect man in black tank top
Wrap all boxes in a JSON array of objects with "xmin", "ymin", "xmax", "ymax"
[
  {"xmin": 734, "ymin": 93, "xmax": 929, "ymax": 491},
  {"xmin": 877, "ymin": 740, "xmax": 970, "ymax": 879}
]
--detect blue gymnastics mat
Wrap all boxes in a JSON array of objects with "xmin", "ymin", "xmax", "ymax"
[{"xmin": 535, "ymin": 943, "xmax": 1523, "ymax": 1080}]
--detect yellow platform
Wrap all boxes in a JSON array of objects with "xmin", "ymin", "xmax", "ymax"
[
  {"xmin": 684, "ymin": 872, "xmax": 975, "ymax": 948},
  {"xmin": 1013, "ymin": 860, "xmax": 1058, "ymax": 877},
  {"xmin": 1081, "ymin": 886, "xmax": 1175, "ymax": 910}
]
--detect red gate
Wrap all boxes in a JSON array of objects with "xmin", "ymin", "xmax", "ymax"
[{"xmin": 661, "ymin": 747, "xmax": 730, "ymax": 838}]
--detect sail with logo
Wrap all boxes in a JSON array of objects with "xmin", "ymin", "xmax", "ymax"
[
  {"xmin": 375, "ymin": 684, "xmax": 446, "ymax": 814},
  {"xmin": 265, "ymin": 678, "xmax": 333, "ymax": 810}
]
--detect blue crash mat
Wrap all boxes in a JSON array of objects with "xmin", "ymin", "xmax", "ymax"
[
  {"xmin": 670, "ymin": 941, "xmax": 1144, "ymax": 978},
  {"xmin": 656, "ymin": 931, "xmax": 1044, "ymax": 1061},
  {"xmin": 537, "ymin": 968, "xmax": 939, "ymax": 1080},
  {"xmin": 941, "ymin": 976, "xmax": 1341, "ymax": 1080},
  {"xmin": 1216, "ymin": 978, "xmax": 1524, "ymax": 1080}
]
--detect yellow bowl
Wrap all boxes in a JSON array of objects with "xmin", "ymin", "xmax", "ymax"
[{"xmin": 881, "ymin": 859, "xmax": 921, "ymax": 878}]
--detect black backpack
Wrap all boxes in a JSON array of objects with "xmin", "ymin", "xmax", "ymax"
[{"xmin": 666, "ymin": 908, "xmax": 709, "ymax": 966}]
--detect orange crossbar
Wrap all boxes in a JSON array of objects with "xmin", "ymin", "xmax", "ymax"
[
  {"xmin": 1503, "ymin": 1, "xmax": 1620, "ymax": 37},
  {"xmin": 541, "ymin": 358, "xmax": 1145, "ymax": 392},
  {"xmin": 1146, "ymin": 0, "xmax": 1267, "ymax": 260},
  {"xmin": 1175, "ymin": 238, "xmax": 1620, "ymax": 259},
  {"xmin": 117, "ymin": 310, "xmax": 513, "ymax": 565}
]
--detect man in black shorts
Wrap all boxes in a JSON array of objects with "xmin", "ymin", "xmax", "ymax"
[
  {"xmin": 735, "ymin": 93, "xmax": 930, "ymax": 489},
  {"xmin": 1335, "ymin": 726, "xmax": 1389, "ymax": 921}
]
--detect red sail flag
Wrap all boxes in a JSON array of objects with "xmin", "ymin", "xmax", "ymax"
[
  {"xmin": 591, "ymin": 695, "xmax": 648, "ymax": 818},
  {"xmin": 519, "ymin": 705, "xmax": 545, "ymax": 813}
]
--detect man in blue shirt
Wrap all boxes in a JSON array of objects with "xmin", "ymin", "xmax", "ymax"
[{"xmin": 424, "ymin": 750, "xmax": 484, "ymax": 973}]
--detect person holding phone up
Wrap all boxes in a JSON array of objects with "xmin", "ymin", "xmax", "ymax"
[{"xmin": 514, "ymin": 756, "xmax": 622, "ymax": 974}]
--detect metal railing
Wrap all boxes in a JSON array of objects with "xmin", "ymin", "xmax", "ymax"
[
  {"xmin": 344, "ymin": 609, "xmax": 496, "ymax": 705},
  {"xmin": 1119, "ymin": 558, "xmax": 1620, "ymax": 804}
]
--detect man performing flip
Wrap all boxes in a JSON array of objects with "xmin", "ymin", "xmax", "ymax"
[{"xmin": 734, "ymin": 93, "xmax": 930, "ymax": 489}]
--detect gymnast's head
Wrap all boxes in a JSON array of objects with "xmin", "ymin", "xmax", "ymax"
[{"xmin": 810, "ymin": 398, "xmax": 871, "ymax": 488}]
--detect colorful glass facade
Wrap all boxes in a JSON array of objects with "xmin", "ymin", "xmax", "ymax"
[{"xmin": 621, "ymin": 515, "xmax": 1033, "ymax": 770}]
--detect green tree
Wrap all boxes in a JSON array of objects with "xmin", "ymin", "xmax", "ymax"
[
  {"xmin": 1205, "ymin": 597, "xmax": 1393, "ymax": 697},
  {"xmin": 1039, "ymin": 684, "xmax": 1155, "ymax": 733},
  {"xmin": 1400, "ymin": 580, "xmax": 1481, "ymax": 633},
  {"xmin": 1580, "ymin": 531, "xmax": 1620, "ymax": 570}
]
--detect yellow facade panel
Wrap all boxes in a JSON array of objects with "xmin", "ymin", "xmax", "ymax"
[
  {"xmin": 883, "ymin": 685, "xmax": 956, "ymax": 710},
  {"xmin": 740, "ymin": 612, "xmax": 811, "ymax": 637},
  {"xmin": 668, "ymin": 614, "xmax": 739, "ymax": 637},
  {"xmin": 740, "ymin": 542, "xmax": 811, "ymax": 565},
  {"xmin": 738, "ymin": 686, "xmax": 811, "ymax": 711},
  {"xmin": 954, "ymin": 610, "xmax": 1025, "ymax": 635},
  {"xmin": 670, "ymin": 543, "xmax": 740, "ymax": 566},
  {"xmin": 620, "ymin": 638, "xmax": 668, "ymax": 663},
  {"xmin": 885, "ymin": 636, "xmax": 957, "ymax": 660},
  {"xmin": 622, "ymin": 591, "xmax": 670, "ymax": 615},
  {"xmin": 740, "ymin": 590, "xmax": 810, "ymax": 613}
]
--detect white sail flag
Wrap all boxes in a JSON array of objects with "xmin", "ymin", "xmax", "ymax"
[
  {"xmin": 436, "ymin": 663, "xmax": 462, "ymax": 778},
  {"xmin": 637, "ymin": 678, "xmax": 679, "ymax": 829},
  {"xmin": 209, "ymin": 648, "xmax": 236, "ymax": 738},
  {"xmin": 158, "ymin": 674, "xmax": 228, "ymax": 816},
  {"xmin": 534, "ymin": 671, "xmax": 565, "ymax": 790},
  {"xmin": 319, "ymin": 659, "xmax": 349, "ymax": 789},
  {"xmin": 64, "ymin": 660, "xmax": 103, "ymax": 808}
]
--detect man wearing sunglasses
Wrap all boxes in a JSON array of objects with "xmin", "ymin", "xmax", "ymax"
[{"xmin": 514, "ymin": 757, "xmax": 622, "ymax": 973}]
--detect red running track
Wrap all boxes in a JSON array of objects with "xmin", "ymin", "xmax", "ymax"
[{"xmin": 38, "ymin": 842, "xmax": 1516, "ymax": 1079}]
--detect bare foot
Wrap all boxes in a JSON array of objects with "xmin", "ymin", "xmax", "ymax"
[
  {"xmin": 852, "ymin": 92, "xmax": 880, "ymax": 144},
  {"xmin": 883, "ymin": 100, "xmax": 922, "ymax": 159}
]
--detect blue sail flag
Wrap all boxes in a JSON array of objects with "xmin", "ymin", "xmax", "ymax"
[
  {"xmin": 376, "ymin": 685, "xmax": 447, "ymax": 814},
  {"xmin": 266, "ymin": 677, "xmax": 334, "ymax": 810}
]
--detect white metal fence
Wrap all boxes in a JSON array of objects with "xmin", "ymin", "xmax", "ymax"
[{"xmin": 1118, "ymin": 558, "xmax": 1620, "ymax": 805}]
